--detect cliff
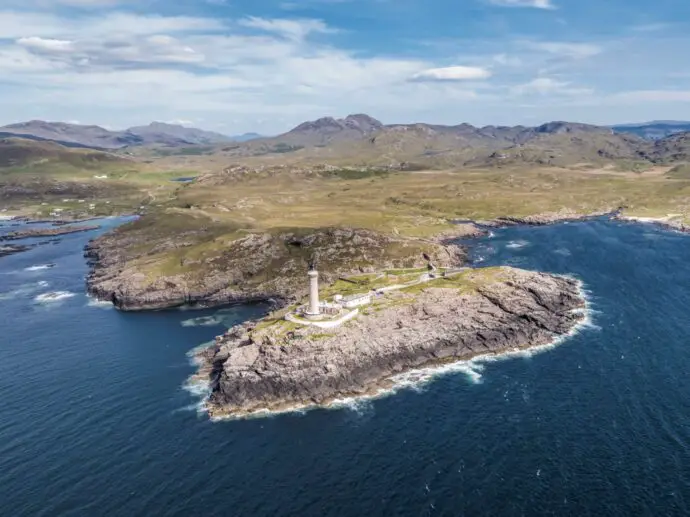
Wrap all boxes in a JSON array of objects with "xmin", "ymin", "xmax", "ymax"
[
  {"xmin": 85, "ymin": 225, "xmax": 466, "ymax": 311},
  {"xmin": 194, "ymin": 267, "xmax": 586, "ymax": 418}
]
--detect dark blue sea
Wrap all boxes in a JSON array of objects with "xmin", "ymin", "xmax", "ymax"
[{"xmin": 2, "ymin": 217, "xmax": 690, "ymax": 516}]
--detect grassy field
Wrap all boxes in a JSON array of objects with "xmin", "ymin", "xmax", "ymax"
[
  {"xmin": 6, "ymin": 135, "xmax": 690, "ymax": 284},
  {"xmin": 0, "ymin": 138, "xmax": 188, "ymax": 218},
  {"xmin": 162, "ymin": 165, "xmax": 690, "ymax": 238}
]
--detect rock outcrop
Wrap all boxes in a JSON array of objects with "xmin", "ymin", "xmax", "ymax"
[
  {"xmin": 194, "ymin": 267, "xmax": 586, "ymax": 418},
  {"xmin": 0, "ymin": 244, "xmax": 32, "ymax": 257},
  {"xmin": 85, "ymin": 225, "xmax": 465, "ymax": 311},
  {"xmin": 0, "ymin": 224, "xmax": 100, "ymax": 241}
]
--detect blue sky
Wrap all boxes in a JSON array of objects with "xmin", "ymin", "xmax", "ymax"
[{"xmin": 0, "ymin": 0, "xmax": 689, "ymax": 133}]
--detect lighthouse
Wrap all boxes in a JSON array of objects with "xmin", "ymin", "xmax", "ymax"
[{"xmin": 306, "ymin": 269, "xmax": 320, "ymax": 316}]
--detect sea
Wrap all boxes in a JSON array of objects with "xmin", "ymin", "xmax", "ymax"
[{"xmin": 2, "ymin": 216, "xmax": 690, "ymax": 516}]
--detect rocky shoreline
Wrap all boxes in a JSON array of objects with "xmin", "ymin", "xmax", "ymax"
[
  {"xmin": 0, "ymin": 244, "xmax": 32, "ymax": 257},
  {"xmin": 485, "ymin": 209, "xmax": 619, "ymax": 228},
  {"xmin": 193, "ymin": 267, "xmax": 587, "ymax": 418},
  {"xmin": 82, "ymin": 209, "xmax": 616, "ymax": 312},
  {"xmin": 0, "ymin": 224, "xmax": 100, "ymax": 241},
  {"xmin": 85, "ymin": 226, "xmax": 465, "ymax": 311},
  {"xmin": 614, "ymin": 214, "xmax": 690, "ymax": 234}
]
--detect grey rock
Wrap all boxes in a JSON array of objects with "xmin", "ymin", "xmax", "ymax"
[{"xmin": 196, "ymin": 267, "xmax": 586, "ymax": 417}]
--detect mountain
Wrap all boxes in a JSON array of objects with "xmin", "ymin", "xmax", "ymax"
[
  {"xmin": 612, "ymin": 121, "xmax": 690, "ymax": 140},
  {"xmin": 0, "ymin": 120, "xmax": 234, "ymax": 149},
  {"xmin": 281, "ymin": 114, "xmax": 385, "ymax": 146},
  {"xmin": 3, "ymin": 115, "xmax": 688, "ymax": 169},
  {"xmin": 217, "ymin": 114, "xmax": 655, "ymax": 168},
  {"xmin": 126, "ymin": 122, "xmax": 232, "ymax": 146},
  {"xmin": 648, "ymin": 132, "xmax": 690, "ymax": 162},
  {"xmin": 0, "ymin": 137, "xmax": 126, "ymax": 170},
  {"xmin": 0, "ymin": 121, "xmax": 143, "ymax": 150}
]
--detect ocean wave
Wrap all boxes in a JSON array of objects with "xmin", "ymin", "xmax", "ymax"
[
  {"xmin": 0, "ymin": 281, "xmax": 50, "ymax": 300},
  {"xmin": 506, "ymin": 240, "xmax": 530, "ymax": 249},
  {"xmin": 181, "ymin": 315, "xmax": 224, "ymax": 327},
  {"xmin": 34, "ymin": 291, "xmax": 76, "ymax": 304},
  {"xmin": 24, "ymin": 264, "xmax": 56, "ymax": 272},
  {"xmin": 86, "ymin": 297, "xmax": 113, "ymax": 309}
]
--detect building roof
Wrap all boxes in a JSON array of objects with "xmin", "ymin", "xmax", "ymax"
[{"xmin": 342, "ymin": 293, "xmax": 371, "ymax": 302}]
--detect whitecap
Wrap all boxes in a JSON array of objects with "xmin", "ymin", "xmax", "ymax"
[
  {"xmin": 506, "ymin": 240, "xmax": 530, "ymax": 249},
  {"xmin": 86, "ymin": 297, "xmax": 113, "ymax": 309},
  {"xmin": 553, "ymin": 248, "xmax": 572, "ymax": 256},
  {"xmin": 34, "ymin": 291, "xmax": 76, "ymax": 304},
  {"xmin": 185, "ymin": 340, "xmax": 217, "ymax": 367},
  {"xmin": 181, "ymin": 315, "xmax": 224, "ymax": 327},
  {"xmin": 24, "ymin": 264, "xmax": 56, "ymax": 272},
  {"xmin": 0, "ymin": 281, "xmax": 50, "ymax": 300}
]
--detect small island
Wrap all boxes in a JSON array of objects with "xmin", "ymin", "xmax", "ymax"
[
  {"xmin": 193, "ymin": 265, "xmax": 586, "ymax": 418},
  {"xmin": 0, "ymin": 243, "xmax": 32, "ymax": 257}
]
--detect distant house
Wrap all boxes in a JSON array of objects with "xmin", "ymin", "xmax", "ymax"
[{"xmin": 342, "ymin": 293, "xmax": 372, "ymax": 309}]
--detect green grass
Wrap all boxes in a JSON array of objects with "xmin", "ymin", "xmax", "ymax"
[
  {"xmin": 666, "ymin": 163, "xmax": 690, "ymax": 179},
  {"xmin": 400, "ymin": 267, "xmax": 506, "ymax": 295},
  {"xmin": 320, "ymin": 168, "xmax": 390, "ymax": 180}
]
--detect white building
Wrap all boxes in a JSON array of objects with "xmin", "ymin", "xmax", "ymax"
[{"xmin": 342, "ymin": 293, "xmax": 372, "ymax": 309}]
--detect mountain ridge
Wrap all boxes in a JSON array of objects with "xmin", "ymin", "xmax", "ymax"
[
  {"xmin": 612, "ymin": 121, "xmax": 690, "ymax": 140},
  {"xmin": 0, "ymin": 120, "xmax": 241, "ymax": 150}
]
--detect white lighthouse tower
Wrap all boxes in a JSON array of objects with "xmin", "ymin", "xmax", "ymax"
[{"xmin": 306, "ymin": 269, "xmax": 320, "ymax": 316}]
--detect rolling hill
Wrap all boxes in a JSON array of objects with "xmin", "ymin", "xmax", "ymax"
[
  {"xmin": 0, "ymin": 137, "xmax": 125, "ymax": 170},
  {"xmin": 612, "ymin": 121, "xmax": 690, "ymax": 140},
  {"xmin": 214, "ymin": 115, "xmax": 661, "ymax": 168},
  {"xmin": 0, "ymin": 120, "xmax": 236, "ymax": 150}
]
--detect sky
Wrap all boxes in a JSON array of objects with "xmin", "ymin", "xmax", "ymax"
[{"xmin": 0, "ymin": 0, "xmax": 689, "ymax": 134}]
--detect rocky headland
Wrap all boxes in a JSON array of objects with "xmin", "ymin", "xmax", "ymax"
[
  {"xmin": 0, "ymin": 224, "xmax": 100, "ymax": 241},
  {"xmin": 614, "ymin": 214, "xmax": 690, "ymax": 234},
  {"xmin": 85, "ymin": 224, "xmax": 465, "ymax": 311},
  {"xmin": 488, "ymin": 209, "xmax": 618, "ymax": 227},
  {"xmin": 193, "ymin": 267, "xmax": 586, "ymax": 418},
  {"xmin": 0, "ymin": 244, "xmax": 32, "ymax": 257}
]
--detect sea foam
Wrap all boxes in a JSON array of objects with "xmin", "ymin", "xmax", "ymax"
[
  {"xmin": 86, "ymin": 297, "xmax": 113, "ymax": 309},
  {"xmin": 506, "ymin": 240, "xmax": 530, "ymax": 249},
  {"xmin": 0, "ymin": 281, "xmax": 50, "ymax": 300},
  {"xmin": 24, "ymin": 264, "xmax": 55, "ymax": 272},
  {"xmin": 181, "ymin": 315, "xmax": 225, "ymax": 327},
  {"xmin": 34, "ymin": 291, "xmax": 76, "ymax": 304}
]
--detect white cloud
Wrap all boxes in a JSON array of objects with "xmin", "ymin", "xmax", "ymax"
[
  {"xmin": 492, "ymin": 53, "xmax": 522, "ymax": 67},
  {"xmin": 512, "ymin": 77, "xmax": 593, "ymax": 96},
  {"xmin": 16, "ymin": 35, "xmax": 205, "ymax": 68},
  {"xmin": 410, "ymin": 66, "xmax": 491, "ymax": 82},
  {"xmin": 529, "ymin": 41, "xmax": 601, "ymax": 58},
  {"xmin": 0, "ymin": 11, "xmax": 225, "ymax": 39},
  {"xmin": 7, "ymin": 0, "xmax": 130, "ymax": 6},
  {"xmin": 238, "ymin": 16, "xmax": 334, "ymax": 40},
  {"xmin": 487, "ymin": 0, "xmax": 556, "ymax": 9},
  {"xmin": 17, "ymin": 37, "xmax": 75, "ymax": 54},
  {"xmin": 0, "ymin": 5, "xmax": 685, "ymax": 131}
]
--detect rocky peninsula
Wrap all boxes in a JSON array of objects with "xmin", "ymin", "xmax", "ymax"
[
  {"xmin": 1, "ymin": 224, "xmax": 100, "ymax": 241},
  {"xmin": 85, "ymin": 224, "xmax": 465, "ymax": 311},
  {"xmin": 0, "ymin": 244, "xmax": 32, "ymax": 257},
  {"xmin": 193, "ymin": 267, "xmax": 586, "ymax": 418}
]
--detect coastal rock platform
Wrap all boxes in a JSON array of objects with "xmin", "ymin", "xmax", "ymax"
[{"xmin": 194, "ymin": 267, "xmax": 586, "ymax": 418}]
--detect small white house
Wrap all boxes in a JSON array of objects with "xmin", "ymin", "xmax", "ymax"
[{"xmin": 342, "ymin": 293, "xmax": 372, "ymax": 309}]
